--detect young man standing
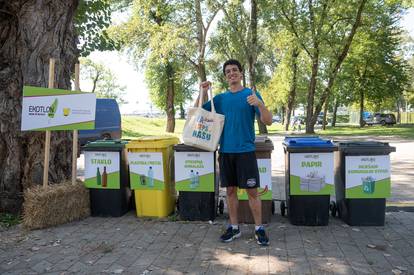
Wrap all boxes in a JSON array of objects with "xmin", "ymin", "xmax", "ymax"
[{"xmin": 201, "ymin": 59, "xmax": 273, "ymax": 246}]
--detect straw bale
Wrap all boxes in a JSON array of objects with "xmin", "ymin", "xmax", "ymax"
[{"xmin": 22, "ymin": 180, "xmax": 90, "ymax": 230}]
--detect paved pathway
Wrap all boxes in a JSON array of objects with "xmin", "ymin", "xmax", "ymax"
[
  {"xmin": 1, "ymin": 134, "xmax": 414, "ymax": 274},
  {"xmin": 1, "ymin": 212, "xmax": 414, "ymax": 274}
]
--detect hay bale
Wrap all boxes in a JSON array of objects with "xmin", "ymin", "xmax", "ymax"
[{"xmin": 22, "ymin": 180, "xmax": 90, "ymax": 230}]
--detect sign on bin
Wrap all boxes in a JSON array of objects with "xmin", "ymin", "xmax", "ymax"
[
  {"xmin": 175, "ymin": 152, "xmax": 215, "ymax": 192},
  {"xmin": 84, "ymin": 151, "xmax": 120, "ymax": 189},
  {"xmin": 238, "ymin": 159, "xmax": 272, "ymax": 200},
  {"xmin": 290, "ymin": 153, "xmax": 334, "ymax": 195},
  {"xmin": 345, "ymin": 155, "xmax": 391, "ymax": 198},
  {"xmin": 128, "ymin": 152, "xmax": 165, "ymax": 190}
]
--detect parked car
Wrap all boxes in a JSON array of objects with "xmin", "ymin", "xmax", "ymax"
[
  {"xmin": 365, "ymin": 113, "xmax": 396, "ymax": 126},
  {"xmin": 272, "ymin": 115, "xmax": 281, "ymax": 123},
  {"xmin": 79, "ymin": 98, "xmax": 121, "ymax": 146}
]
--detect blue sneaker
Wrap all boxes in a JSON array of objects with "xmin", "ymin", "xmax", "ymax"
[
  {"xmin": 255, "ymin": 227, "xmax": 269, "ymax": 246},
  {"xmin": 220, "ymin": 226, "xmax": 241, "ymax": 242}
]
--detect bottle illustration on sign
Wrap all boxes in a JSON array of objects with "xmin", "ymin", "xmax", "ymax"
[
  {"xmin": 140, "ymin": 175, "xmax": 146, "ymax": 185},
  {"xmin": 102, "ymin": 166, "xmax": 107, "ymax": 188},
  {"xmin": 96, "ymin": 167, "xmax": 101, "ymax": 186},
  {"xmin": 48, "ymin": 98, "xmax": 58, "ymax": 118},
  {"xmin": 362, "ymin": 176, "xmax": 375, "ymax": 194},
  {"xmin": 194, "ymin": 172, "xmax": 200, "ymax": 189},
  {"xmin": 300, "ymin": 171, "xmax": 326, "ymax": 192},
  {"xmin": 147, "ymin": 166, "xmax": 154, "ymax": 187},
  {"xmin": 189, "ymin": 170, "xmax": 195, "ymax": 189}
]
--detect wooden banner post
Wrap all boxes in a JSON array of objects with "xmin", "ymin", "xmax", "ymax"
[
  {"xmin": 43, "ymin": 58, "xmax": 55, "ymax": 187},
  {"xmin": 72, "ymin": 64, "xmax": 81, "ymax": 185}
]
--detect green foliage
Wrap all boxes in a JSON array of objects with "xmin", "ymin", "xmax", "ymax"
[
  {"xmin": 144, "ymin": 55, "xmax": 194, "ymax": 112},
  {"xmin": 75, "ymin": 0, "xmax": 120, "ymax": 57},
  {"xmin": 80, "ymin": 58, "xmax": 127, "ymax": 104},
  {"xmin": 334, "ymin": 1, "xmax": 411, "ymax": 112},
  {"xmin": 0, "ymin": 213, "xmax": 20, "ymax": 228},
  {"xmin": 109, "ymin": 0, "xmax": 199, "ymax": 115}
]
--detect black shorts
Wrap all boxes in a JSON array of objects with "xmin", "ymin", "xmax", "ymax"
[{"xmin": 219, "ymin": 151, "xmax": 260, "ymax": 189}]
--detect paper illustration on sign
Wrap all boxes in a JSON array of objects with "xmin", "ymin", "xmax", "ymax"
[{"xmin": 289, "ymin": 153, "xmax": 334, "ymax": 195}]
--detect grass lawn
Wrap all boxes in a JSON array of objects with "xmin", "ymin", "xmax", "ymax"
[
  {"xmin": 122, "ymin": 116, "xmax": 414, "ymax": 140},
  {"xmin": 122, "ymin": 116, "xmax": 285, "ymax": 139},
  {"xmin": 317, "ymin": 124, "xmax": 414, "ymax": 139}
]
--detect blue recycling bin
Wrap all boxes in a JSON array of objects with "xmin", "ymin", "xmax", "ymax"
[{"xmin": 283, "ymin": 137, "xmax": 337, "ymax": 225}]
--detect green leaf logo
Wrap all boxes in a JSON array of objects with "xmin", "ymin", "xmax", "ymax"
[{"xmin": 48, "ymin": 98, "xmax": 58, "ymax": 118}]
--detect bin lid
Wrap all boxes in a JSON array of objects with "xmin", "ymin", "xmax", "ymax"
[
  {"xmin": 283, "ymin": 136, "xmax": 337, "ymax": 152},
  {"xmin": 174, "ymin": 143, "xmax": 211, "ymax": 152},
  {"xmin": 255, "ymin": 136, "xmax": 274, "ymax": 151},
  {"xmin": 126, "ymin": 136, "xmax": 179, "ymax": 149},
  {"xmin": 82, "ymin": 139, "xmax": 127, "ymax": 150},
  {"xmin": 336, "ymin": 141, "xmax": 396, "ymax": 154}
]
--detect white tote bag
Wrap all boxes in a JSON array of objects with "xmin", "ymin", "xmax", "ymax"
[{"xmin": 182, "ymin": 86, "xmax": 225, "ymax": 151}]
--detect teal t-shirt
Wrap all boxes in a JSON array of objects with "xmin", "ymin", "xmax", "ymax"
[{"xmin": 203, "ymin": 87, "xmax": 262, "ymax": 153}]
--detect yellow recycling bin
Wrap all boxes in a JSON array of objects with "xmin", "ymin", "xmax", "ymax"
[{"xmin": 126, "ymin": 136, "xmax": 179, "ymax": 217}]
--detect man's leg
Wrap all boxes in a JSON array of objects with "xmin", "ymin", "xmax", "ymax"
[
  {"xmin": 220, "ymin": 186, "xmax": 241, "ymax": 242},
  {"xmin": 246, "ymin": 188, "xmax": 269, "ymax": 246},
  {"xmin": 246, "ymin": 188, "xmax": 261, "ymax": 226},
  {"xmin": 226, "ymin": 186, "xmax": 239, "ymax": 225}
]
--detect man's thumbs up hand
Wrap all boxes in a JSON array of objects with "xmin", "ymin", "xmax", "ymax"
[{"xmin": 247, "ymin": 89, "xmax": 263, "ymax": 107}]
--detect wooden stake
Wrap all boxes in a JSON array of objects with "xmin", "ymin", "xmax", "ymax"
[
  {"xmin": 43, "ymin": 58, "xmax": 55, "ymax": 187},
  {"xmin": 72, "ymin": 63, "xmax": 80, "ymax": 185}
]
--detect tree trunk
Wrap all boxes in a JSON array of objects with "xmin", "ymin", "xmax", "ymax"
[
  {"xmin": 305, "ymin": 55, "xmax": 319, "ymax": 134},
  {"xmin": 247, "ymin": 0, "xmax": 267, "ymax": 134},
  {"xmin": 179, "ymin": 103, "xmax": 185, "ymax": 119},
  {"xmin": 396, "ymin": 99, "xmax": 401, "ymax": 124},
  {"xmin": 322, "ymin": 97, "xmax": 329, "ymax": 130},
  {"xmin": 281, "ymin": 106, "xmax": 285, "ymax": 125},
  {"xmin": 165, "ymin": 63, "xmax": 175, "ymax": 133},
  {"xmin": 309, "ymin": 0, "xmax": 367, "ymax": 132},
  {"xmin": 332, "ymin": 97, "xmax": 339, "ymax": 127},
  {"xmin": 0, "ymin": 0, "xmax": 79, "ymax": 214},
  {"xmin": 359, "ymin": 89, "xmax": 365, "ymax": 128},
  {"xmin": 284, "ymin": 47, "xmax": 299, "ymax": 131},
  {"xmin": 194, "ymin": 0, "xmax": 208, "ymax": 104}
]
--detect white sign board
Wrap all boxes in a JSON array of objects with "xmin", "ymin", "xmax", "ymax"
[{"xmin": 21, "ymin": 86, "xmax": 96, "ymax": 131}]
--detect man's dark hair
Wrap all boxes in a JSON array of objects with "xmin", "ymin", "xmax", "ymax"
[{"xmin": 223, "ymin": 59, "xmax": 243, "ymax": 75}]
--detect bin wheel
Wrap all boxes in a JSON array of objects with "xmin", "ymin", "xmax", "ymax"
[
  {"xmin": 271, "ymin": 200, "xmax": 275, "ymax": 215},
  {"xmin": 330, "ymin": 201, "xmax": 337, "ymax": 217},
  {"xmin": 218, "ymin": 199, "xmax": 224, "ymax": 215},
  {"xmin": 280, "ymin": 201, "xmax": 286, "ymax": 217}
]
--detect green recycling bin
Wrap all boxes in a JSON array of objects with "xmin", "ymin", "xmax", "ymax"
[
  {"xmin": 82, "ymin": 139, "xmax": 130, "ymax": 217},
  {"xmin": 334, "ymin": 141, "xmax": 396, "ymax": 226}
]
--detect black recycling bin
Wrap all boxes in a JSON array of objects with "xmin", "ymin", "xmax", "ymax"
[
  {"xmin": 82, "ymin": 139, "xmax": 130, "ymax": 217},
  {"xmin": 335, "ymin": 141, "xmax": 396, "ymax": 226},
  {"xmin": 174, "ymin": 144, "xmax": 218, "ymax": 221},
  {"xmin": 283, "ymin": 137, "xmax": 337, "ymax": 226}
]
